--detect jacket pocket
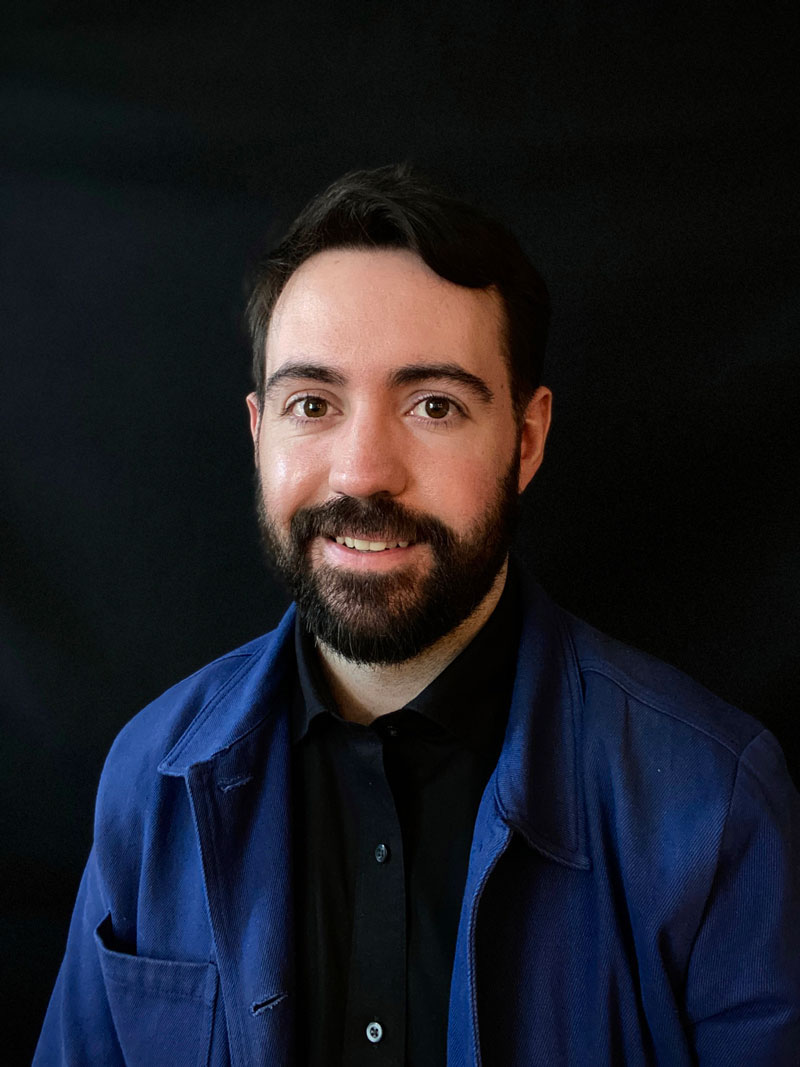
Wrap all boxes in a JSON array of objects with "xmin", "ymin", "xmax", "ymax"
[{"xmin": 95, "ymin": 915, "xmax": 218, "ymax": 1066}]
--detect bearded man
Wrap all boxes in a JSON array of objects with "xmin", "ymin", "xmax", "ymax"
[{"xmin": 36, "ymin": 166, "xmax": 799, "ymax": 1066}]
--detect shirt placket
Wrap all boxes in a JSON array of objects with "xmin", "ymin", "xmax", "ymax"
[{"xmin": 341, "ymin": 727, "xmax": 407, "ymax": 1066}]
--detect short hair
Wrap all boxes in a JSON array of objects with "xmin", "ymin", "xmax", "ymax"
[{"xmin": 245, "ymin": 163, "xmax": 551, "ymax": 422}]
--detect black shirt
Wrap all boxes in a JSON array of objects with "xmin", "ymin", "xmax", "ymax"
[{"xmin": 291, "ymin": 578, "xmax": 521, "ymax": 1065}]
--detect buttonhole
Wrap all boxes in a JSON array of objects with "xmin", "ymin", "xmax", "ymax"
[
  {"xmin": 251, "ymin": 991, "xmax": 288, "ymax": 1015},
  {"xmin": 218, "ymin": 774, "xmax": 253, "ymax": 793}
]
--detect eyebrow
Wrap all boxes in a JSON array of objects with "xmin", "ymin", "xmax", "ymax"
[
  {"xmin": 388, "ymin": 362, "xmax": 494, "ymax": 404},
  {"xmin": 262, "ymin": 359, "xmax": 494, "ymax": 405},
  {"xmin": 263, "ymin": 362, "xmax": 347, "ymax": 399}
]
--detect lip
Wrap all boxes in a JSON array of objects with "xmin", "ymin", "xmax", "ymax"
[{"xmin": 319, "ymin": 536, "xmax": 422, "ymax": 571}]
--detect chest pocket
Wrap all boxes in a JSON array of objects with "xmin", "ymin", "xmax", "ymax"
[{"xmin": 95, "ymin": 915, "xmax": 219, "ymax": 1066}]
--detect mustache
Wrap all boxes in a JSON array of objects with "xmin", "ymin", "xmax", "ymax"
[{"xmin": 289, "ymin": 495, "xmax": 455, "ymax": 551}]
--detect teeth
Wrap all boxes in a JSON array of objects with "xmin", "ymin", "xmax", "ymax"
[{"xmin": 333, "ymin": 536, "xmax": 412, "ymax": 552}]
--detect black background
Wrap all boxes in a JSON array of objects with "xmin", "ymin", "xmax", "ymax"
[{"xmin": 2, "ymin": 2, "xmax": 798, "ymax": 1061}]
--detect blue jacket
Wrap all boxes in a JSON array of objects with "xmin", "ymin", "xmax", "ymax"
[{"xmin": 36, "ymin": 576, "xmax": 800, "ymax": 1065}]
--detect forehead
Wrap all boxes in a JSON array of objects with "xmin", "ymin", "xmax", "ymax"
[{"xmin": 265, "ymin": 247, "xmax": 508, "ymax": 386}]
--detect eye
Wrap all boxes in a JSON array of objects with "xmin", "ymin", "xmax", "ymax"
[
  {"xmin": 289, "ymin": 396, "xmax": 329, "ymax": 419},
  {"xmin": 409, "ymin": 395, "xmax": 461, "ymax": 421}
]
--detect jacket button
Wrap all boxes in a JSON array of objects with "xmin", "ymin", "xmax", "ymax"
[
  {"xmin": 374, "ymin": 843, "xmax": 389, "ymax": 864},
  {"xmin": 366, "ymin": 1021, "xmax": 383, "ymax": 1043}
]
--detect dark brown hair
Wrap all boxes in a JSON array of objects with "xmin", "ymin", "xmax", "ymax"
[{"xmin": 245, "ymin": 163, "xmax": 550, "ymax": 421}]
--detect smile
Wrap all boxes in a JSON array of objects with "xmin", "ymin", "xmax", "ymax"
[{"xmin": 331, "ymin": 536, "xmax": 412, "ymax": 552}]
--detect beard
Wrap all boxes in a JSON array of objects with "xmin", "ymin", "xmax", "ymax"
[{"xmin": 255, "ymin": 451, "xmax": 520, "ymax": 666}]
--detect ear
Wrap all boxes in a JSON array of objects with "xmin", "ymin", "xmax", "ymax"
[
  {"xmin": 246, "ymin": 392, "xmax": 261, "ymax": 447},
  {"xmin": 517, "ymin": 386, "xmax": 552, "ymax": 493}
]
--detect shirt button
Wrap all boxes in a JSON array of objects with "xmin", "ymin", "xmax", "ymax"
[
  {"xmin": 366, "ymin": 1021, "xmax": 383, "ymax": 1044},
  {"xmin": 374, "ymin": 843, "xmax": 389, "ymax": 864},
  {"xmin": 385, "ymin": 723, "xmax": 399, "ymax": 737}
]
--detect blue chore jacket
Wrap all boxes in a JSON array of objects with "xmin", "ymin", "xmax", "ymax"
[{"xmin": 36, "ymin": 576, "xmax": 800, "ymax": 1065}]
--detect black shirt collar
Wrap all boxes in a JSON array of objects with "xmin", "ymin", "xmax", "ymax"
[{"xmin": 291, "ymin": 567, "xmax": 521, "ymax": 752}]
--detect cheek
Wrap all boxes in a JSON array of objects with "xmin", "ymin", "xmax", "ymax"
[
  {"xmin": 416, "ymin": 454, "xmax": 505, "ymax": 529},
  {"xmin": 258, "ymin": 441, "xmax": 328, "ymax": 518}
]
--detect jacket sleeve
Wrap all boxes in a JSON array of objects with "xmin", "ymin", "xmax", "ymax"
[
  {"xmin": 687, "ymin": 729, "xmax": 800, "ymax": 1065},
  {"xmin": 34, "ymin": 846, "xmax": 125, "ymax": 1065}
]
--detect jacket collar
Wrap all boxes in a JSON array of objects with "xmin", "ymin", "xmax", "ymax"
[
  {"xmin": 492, "ymin": 566, "xmax": 590, "ymax": 870},
  {"xmin": 158, "ymin": 607, "xmax": 298, "ymax": 776},
  {"xmin": 159, "ymin": 565, "xmax": 589, "ymax": 870}
]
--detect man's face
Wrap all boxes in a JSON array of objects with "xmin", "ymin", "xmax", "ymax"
[{"xmin": 248, "ymin": 248, "xmax": 550, "ymax": 664}]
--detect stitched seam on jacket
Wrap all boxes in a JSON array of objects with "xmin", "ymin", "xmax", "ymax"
[
  {"xmin": 162, "ymin": 650, "xmax": 256, "ymax": 689},
  {"xmin": 580, "ymin": 663, "xmax": 744, "ymax": 757}
]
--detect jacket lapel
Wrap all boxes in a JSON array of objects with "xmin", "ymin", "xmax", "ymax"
[
  {"xmin": 448, "ymin": 570, "xmax": 591, "ymax": 1064},
  {"xmin": 160, "ymin": 608, "xmax": 297, "ymax": 1067},
  {"xmin": 493, "ymin": 572, "xmax": 590, "ymax": 870}
]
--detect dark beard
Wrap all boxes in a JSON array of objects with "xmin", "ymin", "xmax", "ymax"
[{"xmin": 255, "ymin": 454, "xmax": 520, "ymax": 665}]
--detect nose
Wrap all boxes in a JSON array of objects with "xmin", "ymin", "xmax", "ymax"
[{"xmin": 327, "ymin": 403, "xmax": 408, "ymax": 499}]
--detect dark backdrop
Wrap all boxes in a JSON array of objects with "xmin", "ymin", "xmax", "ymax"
[{"xmin": 2, "ymin": 2, "xmax": 798, "ymax": 1060}]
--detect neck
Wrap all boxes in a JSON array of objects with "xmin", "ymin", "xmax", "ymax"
[{"xmin": 314, "ymin": 560, "xmax": 509, "ymax": 724}]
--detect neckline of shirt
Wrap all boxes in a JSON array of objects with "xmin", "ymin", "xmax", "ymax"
[{"xmin": 291, "ymin": 565, "xmax": 522, "ymax": 753}]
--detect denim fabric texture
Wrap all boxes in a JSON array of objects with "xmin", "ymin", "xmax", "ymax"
[{"xmin": 35, "ymin": 572, "xmax": 800, "ymax": 1065}]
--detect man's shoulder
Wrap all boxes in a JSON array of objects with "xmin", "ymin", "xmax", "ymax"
[{"xmin": 562, "ymin": 609, "xmax": 768, "ymax": 765}]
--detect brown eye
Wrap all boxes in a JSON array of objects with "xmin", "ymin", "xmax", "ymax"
[
  {"xmin": 424, "ymin": 397, "xmax": 450, "ymax": 419},
  {"xmin": 301, "ymin": 397, "xmax": 327, "ymax": 418}
]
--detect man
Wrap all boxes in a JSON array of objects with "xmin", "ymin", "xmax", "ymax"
[{"xmin": 36, "ymin": 166, "xmax": 799, "ymax": 1066}]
